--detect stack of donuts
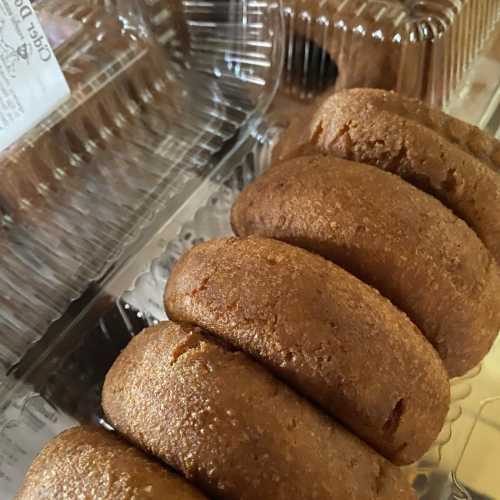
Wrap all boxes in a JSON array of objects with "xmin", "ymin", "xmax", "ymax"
[{"xmin": 17, "ymin": 89, "xmax": 500, "ymax": 500}]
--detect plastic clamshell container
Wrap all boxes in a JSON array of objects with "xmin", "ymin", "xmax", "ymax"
[
  {"xmin": 0, "ymin": 0, "xmax": 283, "ymax": 377},
  {"xmin": 281, "ymin": 0, "xmax": 500, "ymax": 106},
  {"xmin": 1, "ymin": 1, "xmax": 500, "ymax": 499},
  {"xmin": 0, "ymin": 123, "xmax": 499, "ymax": 499}
]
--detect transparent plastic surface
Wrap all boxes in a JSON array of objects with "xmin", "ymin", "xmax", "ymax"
[
  {"xmin": 281, "ymin": 0, "xmax": 500, "ymax": 106},
  {"xmin": 0, "ymin": 124, "xmax": 499, "ymax": 499},
  {"xmin": 446, "ymin": 22, "xmax": 500, "ymax": 135},
  {"xmin": 0, "ymin": 0, "xmax": 283, "ymax": 377}
]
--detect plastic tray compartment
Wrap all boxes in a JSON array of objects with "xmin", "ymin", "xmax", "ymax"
[
  {"xmin": 0, "ymin": 0, "xmax": 283, "ymax": 381},
  {"xmin": 0, "ymin": 123, "xmax": 499, "ymax": 499},
  {"xmin": 281, "ymin": 0, "xmax": 500, "ymax": 106}
]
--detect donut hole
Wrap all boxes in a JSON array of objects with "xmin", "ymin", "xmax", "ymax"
[{"xmin": 285, "ymin": 34, "xmax": 339, "ymax": 96}]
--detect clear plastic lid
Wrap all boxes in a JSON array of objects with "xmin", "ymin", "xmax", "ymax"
[
  {"xmin": 281, "ymin": 0, "xmax": 500, "ymax": 106},
  {"xmin": 0, "ymin": 0, "xmax": 283, "ymax": 374},
  {"xmin": 446, "ymin": 18, "xmax": 500, "ymax": 133}
]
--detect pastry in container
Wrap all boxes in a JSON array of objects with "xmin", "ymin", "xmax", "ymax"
[
  {"xmin": 274, "ymin": 88, "xmax": 500, "ymax": 265},
  {"xmin": 232, "ymin": 154, "xmax": 500, "ymax": 377},
  {"xmin": 102, "ymin": 321, "xmax": 417, "ymax": 500},
  {"xmin": 165, "ymin": 236, "xmax": 450, "ymax": 464},
  {"xmin": 237, "ymin": 87, "xmax": 500, "ymax": 377},
  {"xmin": 15, "ymin": 425, "xmax": 207, "ymax": 500},
  {"xmin": 2, "ymin": 122, "xmax": 499, "ymax": 498},
  {"xmin": 283, "ymin": 0, "xmax": 500, "ymax": 106}
]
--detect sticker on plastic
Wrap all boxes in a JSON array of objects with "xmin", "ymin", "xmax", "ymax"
[{"xmin": 0, "ymin": 0, "xmax": 70, "ymax": 152}]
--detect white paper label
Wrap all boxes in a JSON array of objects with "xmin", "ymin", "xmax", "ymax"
[{"xmin": 0, "ymin": 0, "xmax": 70, "ymax": 152}]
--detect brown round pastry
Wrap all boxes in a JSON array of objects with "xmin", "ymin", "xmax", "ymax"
[
  {"xmin": 102, "ymin": 322, "xmax": 416, "ymax": 500},
  {"xmin": 15, "ymin": 425, "xmax": 206, "ymax": 500},
  {"xmin": 165, "ymin": 237, "xmax": 449, "ymax": 465},
  {"xmin": 231, "ymin": 155, "xmax": 500, "ymax": 377},
  {"xmin": 274, "ymin": 88, "xmax": 500, "ymax": 263}
]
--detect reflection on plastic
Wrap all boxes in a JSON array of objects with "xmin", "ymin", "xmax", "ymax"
[
  {"xmin": 455, "ymin": 398, "xmax": 500, "ymax": 499},
  {"xmin": 0, "ymin": 0, "xmax": 283, "ymax": 382}
]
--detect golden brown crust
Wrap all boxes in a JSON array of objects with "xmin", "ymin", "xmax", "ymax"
[
  {"xmin": 274, "ymin": 88, "xmax": 500, "ymax": 262},
  {"xmin": 165, "ymin": 237, "xmax": 449, "ymax": 464},
  {"xmin": 15, "ymin": 425, "xmax": 206, "ymax": 500},
  {"xmin": 102, "ymin": 322, "xmax": 416, "ymax": 500},
  {"xmin": 232, "ymin": 156, "xmax": 500, "ymax": 377}
]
